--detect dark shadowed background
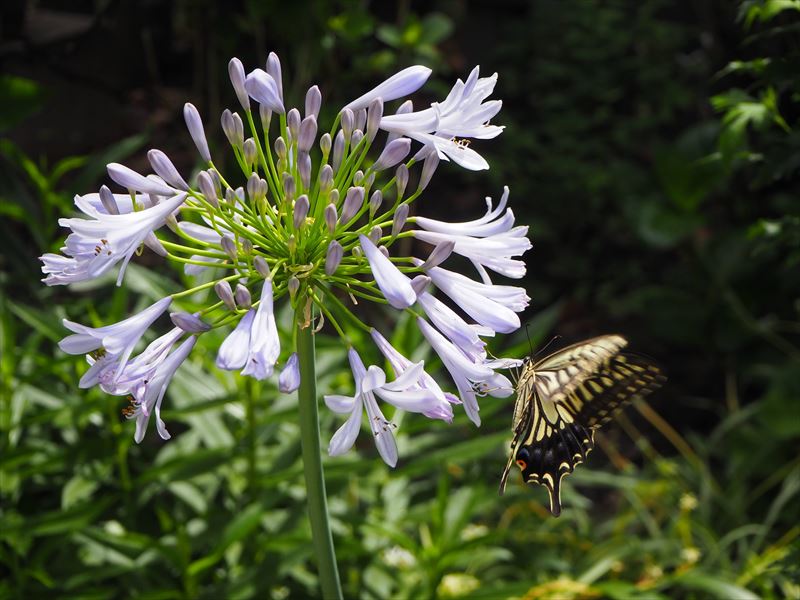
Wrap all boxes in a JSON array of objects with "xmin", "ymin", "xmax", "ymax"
[{"xmin": 2, "ymin": 1, "xmax": 799, "ymax": 598}]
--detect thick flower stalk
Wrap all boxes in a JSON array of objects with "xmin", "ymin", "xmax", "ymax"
[{"xmin": 42, "ymin": 54, "xmax": 529, "ymax": 598}]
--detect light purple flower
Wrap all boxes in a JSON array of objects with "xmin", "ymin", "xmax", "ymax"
[
  {"xmin": 241, "ymin": 279, "xmax": 280, "ymax": 380},
  {"xmin": 279, "ymin": 353, "xmax": 301, "ymax": 393},
  {"xmin": 42, "ymin": 192, "xmax": 187, "ymax": 286},
  {"xmin": 183, "ymin": 103, "xmax": 212, "ymax": 163},
  {"xmin": 129, "ymin": 335, "xmax": 197, "ymax": 443},
  {"xmin": 359, "ymin": 235, "xmax": 416, "ymax": 309},
  {"xmin": 344, "ymin": 65, "xmax": 432, "ymax": 112},
  {"xmin": 245, "ymin": 69, "xmax": 285, "ymax": 114}
]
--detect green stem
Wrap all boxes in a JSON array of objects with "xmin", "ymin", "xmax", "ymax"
[{"xmin": 295, "ymin": 319, "xmax": 342, "ymax": 600}]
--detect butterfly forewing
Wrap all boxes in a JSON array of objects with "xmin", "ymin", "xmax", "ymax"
[{"xmin": 500, "ymin": 334, "xmax": 665, "ymax": 516}]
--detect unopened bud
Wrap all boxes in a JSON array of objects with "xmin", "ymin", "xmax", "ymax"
[
  {"xmin": 363, "ymin": 171, "xmax": 375, "ymax": 193},
  {"xmin": 288, "ymin": 276, "xmax": 300, "ymax": 299},
  {"xmin": 420, "ymin": 240, "xmax": 455, "ymax": 270},
  {"xmin": 228, "ymin": 57, "xmax": 250, "ymax": 110},
  {"xmin": 287, "ymin": 108, "xmax": 301, "ymax": 140},
  {"xmin": 215, "ymin": 280, "xmax": 236, "ymax": 310},
  {"xmin": 366, "ymin": 97, "xmax": 383, "ymax": 143},
  {"xmin": 329, "ymin": 189, "xmax": 339, "ymax": 206},
  {"xmin": 170, "ymin": 311, "xmax": 211, "ymax": 333},
  {"xmin": 253, "ymin": 255, "xmax": 269, "ymax": 277},
  {"xmin": 293, "ymin": 194, "xmax": 309, "ymax": 229},
  {"xmin": 241, "ymin": 238, "xmax": 253, "ymax": 255},
  {"xmin": 418, "ymin": 151, "xmax": 440, "ymax": 191},
  {"xmin": 320, "ymin": 132, "xmax": 332, "ymax": 156},
  {"xmin": 99, "ymin": 185, "xmax": 119, "ymax": 214},
  {"xmin": 243, "ymin": 138, "xmax": 257, "ymax": 167},
  {"xmin": 183, "ymin": 102, "xmax": 211, "ymax": 162},
  {"xmin": 305, "ymin": 85, "xmax": 322, "ymax": 119},
  {"xmin": 298, "ymin": 152, "xmax": 312, "ymax": 190},
  {"xmin": 221, "ymin": 236, "xmax": 237, "ymax": 261},
  {"xmin": 340, "ymin": 186, "xmax": 364, "ymax": 224},
  {"xmin": 278, "ymin": 353, "xmax": 301, "ymax": 393},
  {"xmin": 374, "ymin": 138, "xmax": 411, "ymax": 171},
  {"xmin": 221, "ymin": 109, "xmax": 237, "ymax": 146},
  {"xmin": 197, "ymin": 171, "xmax": 219, "ymax": 207},
  {"xmin": 283, "ymin": 173, "xmax": 296, "ymax": 200},
  {"xmin": 378, "ymin": 246, "xmax": 389, "ymax": 258},
  {"xmin": 351, "ymin": 129, "xmax": 364, "ymax": 148},
  {"xmin": 148, "ymin": 149, "xmax": 189, "ymax": 191},
  {"xmin": 233, "ymin": 112, "xmax": 244, "ymax": 147},
  {"xmin": 274, "ymin": 136, "xmax": 287, "ymax": 160},
  {"xmin": 225, "ymin": 188, "xmax": 237, "ymax": 206},
  {"xmin": 165, "ymin": 213, "xmax": 179, "ymax": 232},
  {"xmin": 234, "ymin": 283, "xmax": 252, "ymax": 308},
  {"xmin": 266, "ymin": 52, "xmax": 283, "ymax": 98},
  {"xmin": 325, "ymin": 240, "xmax": 343, "ymax": 275},
  {"xmin": 368, "ymin": 225, "xmax": 382, "ymax": 244},
  {"xmin": 340, "ymin": 108, "xmax": 354, "ymax": 140},
  {"xmin": 318, "ymin": 164, "xmax": 333, "ymax": 191},
  {"xmin": 353, "ymin": 170, "xmax": 364, "ymax": 186},
  {"xmin": 247, "ymin": 173, "xmax": 264, "ymax": 202},
  {"xmin": 298, "ymin": 116, "xmax": 317, "ymax": 153},
  {"xmin": 396, "ymin": 164, "xmax": 409, "ymax": 199},
  {"xmin": 356, "ymin": 108, "xmax": 368, "ymax": 132},
  {"xmin": 392, "ymin": 204, "xmax": 409, "ymax": 237},
  {"xmin": 324, "ymin": 203, "xmax": 337, "ymax": 233},
  {"xmin": 287, "ymin": 234, "xmax": 297, "ymax": 254},
  {"xmin": 332, "ymin": 130, "xmax": 345, "ymax": 174},
  {"xmin": 410, "ymin": 275, "xmax": 431, "ymax": 296},
  {"xmin": 352, "ymin": 246, "xmax": 363, "ymax": 258},
  {"xmin": 368, "ymin": 190, "xmax": 383, "ymax": 215}
]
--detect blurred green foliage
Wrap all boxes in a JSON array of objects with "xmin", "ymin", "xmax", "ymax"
[{"xmin": 1, "ymin": 0, "xmax": 799, "ymax": 598}]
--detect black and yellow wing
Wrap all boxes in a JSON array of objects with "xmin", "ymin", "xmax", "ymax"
[{"xmin": 499, "ymin": 335, "xmax": 665, "ymax": 516}]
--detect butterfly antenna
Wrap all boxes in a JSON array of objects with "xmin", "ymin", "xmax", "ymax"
[
  {"xmin": 525, "ymin": 323, "xmax": 534, "ymax": 356},
  {"xmin": 532, "ymin": 334, "xmax": 562, "ymax": 361}
]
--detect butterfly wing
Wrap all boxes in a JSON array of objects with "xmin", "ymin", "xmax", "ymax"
[{"xmin": 500, "ymin": 335, "xmax": 665, "ymax": 516}]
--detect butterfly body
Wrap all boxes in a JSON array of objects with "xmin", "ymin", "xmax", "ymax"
[{"xmin": 500, "ymin": 335, "xmax": 665, "ymax": 516}]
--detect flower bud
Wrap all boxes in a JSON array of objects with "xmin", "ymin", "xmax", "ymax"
[
  {"xmin": 99, "ymin": 185, "xmax": 120, "ymax": 214},
  {"xmin": 215, "ymin": 280, "xmax": 236, "ymax": 310},
  {"xmin": 228, "ymin": 57, "xmax": 250, "ymax": 110},
  {"xmin": 279, "ymin": 353, "xmax": 301, "ymax": 393},
  {"xmin": 374, "ymin": 138, "xmax": 411, "ymax": 171},
  {"xmin": 420, "ymin": 240, "xmax": 455, "ymax": 270},
  {"xmin": 363, "ymin": 171, "xmax": 375, "ymax": 193},
  {"xmin": 378, "ymin": 245, "xmax": 390, "ymax": 259},
  {"xmin": 148, "ymin": 149, "xmax": 188, "ymax": 191},
  {"xmin": 266, "ymin": 51, "xmax": 284, "ymax": 101},
  {"xmin": 293, "ymin": 194, "xmax": 309, "ymax": 229},
  {"xmin": 352, "ymin": 246, "xmax": 363, "ymax": 258},
  {"xmin": 283, "ymin": 173, "xmax": 296, "ymax": 200},
  {"xmin": 318, "ymin": 164, "xmax": 333, "ymax": 191},
  {"xmin": 305, "ymin": 85, "xmax": 322, "ymax": 119},
  {"xmin": 107, "ymin": 163, "xmax": 175, "ymax": 196},
  {"xmin": 392, "ymin": 203, "xmax": 409, "ymax": 237},
  {"xmin": 340, "ymin": 108, "xmax": 354, "ymax": 141},
  {"xmin": 171, "ymin": 311, "xmax": 211, "ymax": 333},
  {"xmin": 221, "ymin": 109, "xmax": 236, "ymax": 144},
  {"xmin": 320, "ymin": 132, "xmax": 332, "ymax": 156},
  {"xmin": 410, "ymin": 275, "xmax": 431, "ymax": 296},
  {"xmin": 329, "ymin": 189, "xmax": 339, "ymax": 205},
  {"xmin": 225, "ymin": 188, "xmax": 237, "ymax": 206},
  {"xmin": 287, "ymin": 108, "xmax": 301, "ymax": 141},
  {"xmin": 245, "ymin": 69, "xmax": 284, "ymax": 113},
  {"xmin": 366, "ymin": 97, "xmax": 383, "ymax": 143},
  {"xmin": 396, "ymin": 164, "xmax": 409, "ymax": 199},
  {"xmin": 351, "ymin": 129, "xmax": 364, "ymax": 148},
  {"xmin": 241, "ymin": 238, "xmax": 253, "ymax": 255},
  {"xmin": 247, "ymin": 172, "xmax": 264, "ymax": 202},
  {"xmin": 221, "ymin": 236, "xmax": 238, "ymax": 262},
  {"xmin": 298, "ymin": 116, "xmax": 317, "ymax": 153},
  {"xmin": 324, "ymin": 203, "xmax": 337, "ymax": 233},
  {"xmin": 197, "ymin": 171, "xmax": 219, "ymax": 207},
  {"xmin": 253, "ymin": 255, "xmax": 269, "ymax": 277},
  {"xmin": 368, "ymin": 225, "xmax": 382, "ymax": 244},
  {"xmin": 368, "ymin": 190, "xmax": 383, "ymax": 216},
  {"xmin": 332, "ymin": 130, "xmax": 345, "ymax": 174},
  {"xmin": 183, "ymin": 102, "xmax": 211, "ymax": 162},
  {"xmin": 355, "ymin": 108, "xmax": 367, "ymax": 132},
  {"xmin": 235, "ymin": 283, "xmax": 252, "ymax": 308},
  {"xmin": 353, "ymin": 170, "xmax": 364, "ymax": 186},
  {"xmin": 287, "ymin": 234, "xmax": 297, "ymax": 254},
  {"xmin": 165, "ymin": 213, "xmax": 179, "ymax": 232},
  {"xmin": 325, "ymin": 240, "xmax": 343, "ymax": 275},
  {"xmin": 344, "ymin": 65, "xmax": 431, "ymax": 111},
  {"xmin": 288, "ymin": 276, "xmax": 300, "ymax": 300},
  {"xmin": 274, "ymin": 136, "xmax": 287, "ymax": 160},
  {"xmin": 418, "ymin": 150, "xmax": 440, "ymax": 191},
  {"xmin": 340, "ymin": 186, "xmax": 364, "ymax": 224},
  {"xmin": 233, "ymin": 112, "xmax": 244, "ymax": 146},
  {"xmin": 243, "ymin": 137, "xmax": 257, "ymax": 167},
  {"xmin": 298, "ymin": 152, "xmax": 312, "ymax": 190}
]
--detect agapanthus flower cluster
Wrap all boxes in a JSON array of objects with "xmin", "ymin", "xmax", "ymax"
[{"xmin": 42, "ymin": 53, "xmax": 530, "ymax": 463}]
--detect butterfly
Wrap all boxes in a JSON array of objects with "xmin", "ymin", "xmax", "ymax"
[{"xmin": 499, "ymin": 334, "xmax": 665, "ymax": 516}]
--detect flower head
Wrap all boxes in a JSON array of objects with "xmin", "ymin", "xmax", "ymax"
[{"xmin": 45, "ymin": 54, "xmax": 529, "ymax": 453}]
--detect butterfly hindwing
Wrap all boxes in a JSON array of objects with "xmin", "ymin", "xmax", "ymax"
[{"xmin": 500, "ymin": 335, "xmax": 665, "ymax": 516}]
